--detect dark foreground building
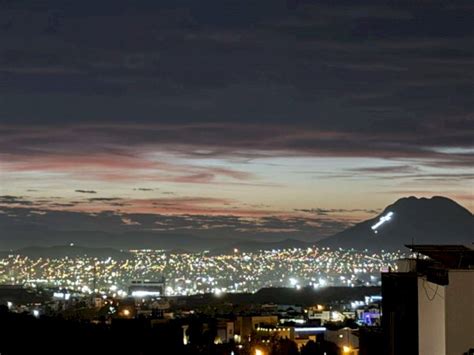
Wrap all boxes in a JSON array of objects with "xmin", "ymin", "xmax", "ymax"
[{"xmin": 382, "ymin": 245, "xmax": 474, "ymax": 355}]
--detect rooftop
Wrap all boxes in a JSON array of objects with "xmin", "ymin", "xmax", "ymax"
[{"xmin": 405, "ymin": 244, "xmax": 474, "ymax": 269}]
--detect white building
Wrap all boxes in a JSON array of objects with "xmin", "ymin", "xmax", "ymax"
[{"xmin": 418, "ymin": 269, "xmax": 474, "ymax": 355}]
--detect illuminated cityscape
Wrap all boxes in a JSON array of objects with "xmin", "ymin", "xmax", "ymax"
[{"xmin": 0, "ymin": 247, "xmax": 402, "ymax": 297}]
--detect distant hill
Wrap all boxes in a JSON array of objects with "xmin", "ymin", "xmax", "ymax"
[
  {"xmin": 0, "ymin": 227, "xmax": 241, "ymax": 252},
  {"xmin": 210, "ymin": 238, "xmax": 312, "ymax": 255},
  {"xmin": 1, "ymin": 196, "xmax": 471, "ymax": 254},
  {"xmin": 176, "ymin": 286, "xmax": 381, "ymax": 308},
  {"xmin": 0, "ymin": 245, "xmax": 131, "ymax": 259},
  {"xmin": 318, "ymin": 196, "xmax": 474, "ymax": 251}
]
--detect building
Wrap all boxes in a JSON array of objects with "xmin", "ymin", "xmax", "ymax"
[
  {"xmin": 356, "ymin": 305, "xmax": 381, "ymax": 326},
  {"xmin": 255, "ymin": 325, "xmax": 327, "ymax": 350},
  {"xmin": 307, "ymin": 308, "xmax": 346, "ymax": 324},
  {"xmin": 382, "ymin": 245, "xmax": 474, "ymax": 355},
  {"xmin": 235, "ymin": 315, "xmax": 279, "ymax": 340},
  {"xmin": 215, "ymin": 319, "xmax": 235, "ymax": 344}
]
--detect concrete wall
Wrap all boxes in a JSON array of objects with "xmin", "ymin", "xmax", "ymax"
[
  {"xmin": 418, "ymin": 277, "xmax": 446, "ymax": 355},
  {"xmin": 418, "ymin": 271, "xmax": 474, "ymax": 355},
  {"xmin": 445, "ymin": 271, "xmax": 474, "ymax": 355}
]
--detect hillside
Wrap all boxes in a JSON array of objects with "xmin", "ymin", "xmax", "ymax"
[{"xmin": 318, "ymin": 196, "xmax": 473, "ymax": 250}]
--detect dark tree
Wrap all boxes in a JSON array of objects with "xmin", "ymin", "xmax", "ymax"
[{"xmin": 271, "ymin": 338, "xmax": 299, "ymax": 355}]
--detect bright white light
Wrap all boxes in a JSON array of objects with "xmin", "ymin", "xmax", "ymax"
[
  {"xmin": 33, "ymin": 310, "xmax": 40, "ymax": 318},
  {"xmin": 53, "ymin": 292, "xmax": 71, "ymax": 300},
  {"xmin": 131, "ymin": 291, "xmax": 160, "ymax": 297},
  {"xmin": 289, "ymin": 278, "xmax": 298, "ymax": 286},
  {"xmin": 371, "ymin": 211, "xmax": 394, "ymax": 231},
  {"xmin": 294, "ymin": 327, "xmax": 326, "ymax": 332},
  {"xmin": 7, "ymin": 301, "xmax": 12, "ymax": 309}
]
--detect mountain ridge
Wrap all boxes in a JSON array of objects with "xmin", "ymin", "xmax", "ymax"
[
  {"xmin": 318, "ymin": 196, "xmax": 473, "ymax": 250},
  {"xmin": 0, "ymin": 196, "xmax": 472, "ymax": 253}
]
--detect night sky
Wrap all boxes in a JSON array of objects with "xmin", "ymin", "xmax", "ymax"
[{"xmin": 0, "ymin": 0, "xmax": 473, "ymax": 241}]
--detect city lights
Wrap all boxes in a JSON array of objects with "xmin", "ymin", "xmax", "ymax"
[
  {"xmin": 343, "ymin": 345, "xmax": 352, "ymax": 353},
  {"xmin": 0, "ymin": 248, "xmax": 402, "ymax": 297},
  {"xmin": 122, "ymin": 309, "xmax": 131, "ymax": 317}
]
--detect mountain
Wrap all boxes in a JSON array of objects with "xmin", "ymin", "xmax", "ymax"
[
  {"xmin": 318, "ymin": 196, "xmax": 474, "ymax": 251},
  {"xmin": 1, "ymin": 196, "xmax": 472, "ymax": 254}
]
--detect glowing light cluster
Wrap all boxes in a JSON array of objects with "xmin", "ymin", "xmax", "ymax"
[
  {"xmin": 53, "ymin": 292, "xmax": 71, "ymax": 300},
  {"xmin": 293, "ymin": 327, "xmax": 326, "ymax": 332},
  {"xmin": 131, "ymin": 290, "xmax": 161, "ymax": 297},
  {"xmin": 371, "ymin": 211, "xmax": 394, "ymax": 232},
  {"xmin": 0, "ymin": 247, "xmax": 403, "ymax": 296}
]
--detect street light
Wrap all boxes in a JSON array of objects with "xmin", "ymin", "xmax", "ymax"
[{"xmin": 343, "ymin": 345, "xmax": 352, "ymax": 353}]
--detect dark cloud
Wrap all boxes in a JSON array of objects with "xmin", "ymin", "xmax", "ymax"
[
  {"xmin": 309, "ymin": 168, "xmax": 474, "ymax": 182},
  {"xmin": 0, "ymin": 0, "xmax": 472, "ymax": 242},
  {"xmin": 0, "ymin": 196, "xmax": 86, "ymax": 209},
  {"xmin": 75, "ymin": 190, "xmax": 97, "ymax": 194},
  {"xmin": 0, "ymin": 0, "xmax": 472, "ymax": 169},
  {"xmin": 88, "ymin": 197, "xmax": 123, "ymax": 202},
  {"xmin": 295, "ymin": 208, "xmax": 380, "ymax": 216},
  {"xmin": 0, "ymin": 195, "xmax": 34, "ymax": 206},
  {"xmin": 48, "ymin": 203, "xmax": 79, "ymax": 208},
  {"xmin": 0, "ymin": 0, "xmax": 472, "ymax": 135},
  {"xmin": 349, "ymin": 165, "xmax": 420, "ymax": 174},
  {"xmin": 0, "ymin": 123, "xmax": 472, "ymax": 169}
]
